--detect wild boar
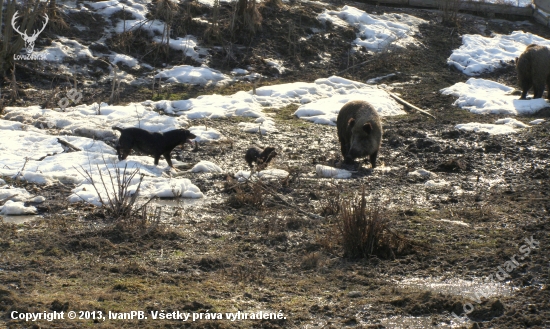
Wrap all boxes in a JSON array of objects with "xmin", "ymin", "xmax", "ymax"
[{"xmin": 336, "ymin": 100, "xmax": 382, "ymax": 168}]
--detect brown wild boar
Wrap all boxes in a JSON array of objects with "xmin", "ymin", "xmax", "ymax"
[
  {"xmin": 336, "ymin": 100, "xmax": 382, "ymax": 168},
  {"xmin": 516, "ymin": 44, "xmax": 550, "ymax": 100}
]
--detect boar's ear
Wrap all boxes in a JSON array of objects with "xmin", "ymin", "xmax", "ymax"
[
  {"xmin": 515, "ymin": 57, "xmax": 518, "ymax": 65},
  {"xmin": 347, "ymin": 118, "xmax": 356, "ymax": 128},
  {"xmin": 362, "ymin": 122, "xmax": 372, "ymax": 134}
]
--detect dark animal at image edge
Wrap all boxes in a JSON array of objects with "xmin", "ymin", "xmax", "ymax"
[
  {"xmin": 515, "ymin": 44, "xmax": 550, "ymax": 100},
  {"xmin": 245, "ymin": 146, "xmax": 277, "ymax": 168},
  {"xmin": 112, "ymin": 127, "xmax": 196, "ymax": 167},
  {"xmin": 336, "ymin": 100, "xmax": 382, "ymax": 168}
]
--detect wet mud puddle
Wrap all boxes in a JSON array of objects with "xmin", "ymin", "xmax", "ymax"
[{"xmin": 369, "ymin": 276, "xmax": 514, "ymax": 328}]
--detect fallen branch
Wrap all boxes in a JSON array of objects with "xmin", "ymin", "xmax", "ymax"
[
  {"xmin": 388, "ymin": 92, "xmax": 436, "ymax": 119},
  {"xmin": 256, "ymin": 180, "xmax": 322, "ymax": 220},
  {"xmin": 57, "ymin": 138, "xmax": 81, "ymax": 152},
  {"xmin": 221, "ymin": 173, "xmax": 322, "ymax": 220},
  {"xmin": 0, "ymin": 194, "xmax": 18, "ymax": 206},
  {"xmin": 37, "ymin": 152, "xmax": 58, "ymax": 161},
  {"xmin": 13, "ymin": 157, "xmax": 29, "ymax": 181},
  {"xmin": 336, "ymin": 59, "xmax": 374, "ymax": 75}
]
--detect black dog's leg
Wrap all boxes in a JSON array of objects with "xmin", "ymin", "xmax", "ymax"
[{"xmin": 163, "ymin": 152, "xmax": 174, "ymax": 167}]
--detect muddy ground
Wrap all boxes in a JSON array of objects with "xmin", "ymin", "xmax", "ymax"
[{"xmin": 1, "ymin": 0, "xmax": 550, "ymax": 328}]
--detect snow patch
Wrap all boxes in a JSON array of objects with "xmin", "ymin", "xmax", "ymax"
[
  {"xmin": 318, "ymin": 6, "xmax": 427, "ymax": 52},
  {"xmin": 448, "ymin": 32, "xmax": 550, "ymax": 75},
  {"xmin": 0, "ymin": 200, "xmax": 37, "ymax": 215},
  {"xmin": 441, "ymin": 78, "xmax": 549, "ymax": 115},
  {"xmin": 316, "ymin": 165, "xmax": 352, "ymax": 179},
  {"xmin": 155, "ymin": 65, "xmax": 230, "ymax": 85},
  {"xmin": 190, "ymin": 161, "xmax": 223, "ymax": 173}
]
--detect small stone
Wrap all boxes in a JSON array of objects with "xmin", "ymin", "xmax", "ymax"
[{"xmin": 347, "ymin": 291, "xmax": 362, "ymax": 298}]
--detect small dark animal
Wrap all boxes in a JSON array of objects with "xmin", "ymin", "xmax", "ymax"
[
  {"xmin": 516, "ymin": 44, "xmax": 550, "ymax": 100},
  {"xmin": 112, "ymin": 127, "xmax": 196, "ymax": 167},
  {"xmin": 336, "ymin": 100, "xmax": 382, "ymax": 168},
  {"xmin": 245, "ymin": 146, "xmax": 277, "ymax": 168}
]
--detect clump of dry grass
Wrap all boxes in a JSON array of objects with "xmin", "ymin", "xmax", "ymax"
[
  {"xmin": 233, "ymin": 0, "xmax": 262, "ymax": 35},
  {"xmin": 301, "ymin": 252, "xmax": 321, "ymax": 270},
  {"xmin": 151, "ymin": 0, "xmax": 177, "ymax": 22},
  {"xmin": 74, "ymin": 161, "xmax": 167, "ymax": 240},
  {"xmin": 335, "ymin": 187, "xmax": 409, "ymax": 259},
  {"xmin": 439, "ymin": 0, "xmax": 462, "ymax": 26},
  {"xmin": 204, "ymin": 0, "xmax": 222, "ymax": 42},
  {"xmin": 76, "ymin": 163, "xmax": 145, "ymax": 220},
  {"xmin": 226, "ymin": 176, "xmax": 265, "ymax": 209},
  {"xmin": 320, "ymin": 189, "xmax": 341, "ymax": 217}
]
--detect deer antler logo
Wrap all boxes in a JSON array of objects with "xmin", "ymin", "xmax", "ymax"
[{"xmin": 12, "ymin": 11, "xmax": 49, "ymax": 54}]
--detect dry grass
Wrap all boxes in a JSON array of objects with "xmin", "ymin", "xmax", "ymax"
[
  {"xmin": 439, "ymin": 0, "xmax": 462, "ymax": 26},
  {"xmin": 320, "ymin": 189, "xmax": 341, "ymax": 217},
  {"xmin": 234, "ymin": 0, "xmax": 262, "ymax": 35},
  {"xmin": 226, "ymin": 176, "xmax": 266, "ymax": 208},
  {"xmin": 72, "ymin": 161, "xmax": 165, "ymax": 238},
  {"xmin": 152, "ymin": 0, "xmax": 177, "ymax": 23},
  {"xmin": 204, "ymin": 0, "xmax": 222, "ymax": 42},
  {"xmin": 301, "ymin": 252, "xmax": 321, "ymax": 270},
  {"xmin": 334, "ymin": 187, "xmax": 409, "ymax": 259}
]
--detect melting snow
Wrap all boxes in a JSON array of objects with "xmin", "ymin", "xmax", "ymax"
[
  {"xmin": 0, "ymin": 200, "xmax": 37, "ymax": 216},
  {"xmin": 316, "ymin": 165, "xmax": 352, "ymax": 179},
  {"xmin": 441, "ymin": 78, "xmax": 549, "ymax": 115},
  {"xmin": 408, "ymin": 169, "xmax": 437, "ymax": 178},
  {"xmin": 318, "ymin": 6, "xmax": 427, "ymax": 52},
  {"xmin": 235, "ymin": 169, "xmax": 289, "ymax": 182},
  {"xmin": 190, "ymin": 161, "xmax": 223, "ymax": 173},
  {"xmin": 154, "ymin": 76, "xmax": 405, "ymax": 127},
  {"xmin": 448, "ymin": 31, "xmax": 550, "ymax": 76},
  {"xmin": 155, "ymin": 65, "xmax": 230, "ymax": 86}
]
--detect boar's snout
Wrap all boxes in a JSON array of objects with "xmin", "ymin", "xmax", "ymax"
[{"xmin": 348, "ymin": 148, "xmax": 362, "ymax": 159}]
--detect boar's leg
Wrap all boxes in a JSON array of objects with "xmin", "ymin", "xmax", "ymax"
[{"xmin": 368, "ymin": 151, "xmax": 378, "ymax": 169}]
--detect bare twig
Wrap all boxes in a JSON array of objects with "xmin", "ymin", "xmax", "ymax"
[
  {"xmin": 336, "ymin": 59, "xmax": 375, "ymax": 75},
  {"xmin": 0, "ymin": 194, "xmax": 18, "ymax": 206},
  {"xmin": 56, "ymin": 138, "xmax": 82, "ymax": 152},
  {"xmin": 260, "ymin": 184, "xmax": 322, "ymax": 220},
  {"xmin": 388, "ymin": 92, "xmax": 436, "ymax": 119},
  {"xmin": 13, "ymin": 157, "xmax": 29, "ymax": 181}
]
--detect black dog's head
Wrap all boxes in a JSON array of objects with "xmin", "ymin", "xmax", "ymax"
[
  {"xmin": 115, "ymin": 144, "xmax": 131, "ymax": 161},
  {"xmin": 171, "ymin": 129, "xmax": 196, "ymax": 146},
  {"xmin": 184, "ymin": 130, "xmax": 196, "ymax": 145}
]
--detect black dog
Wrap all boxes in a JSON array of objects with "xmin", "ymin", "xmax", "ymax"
[{"xmin": 113, "ymin": 127, "xmax": 196, "ymax": 167}]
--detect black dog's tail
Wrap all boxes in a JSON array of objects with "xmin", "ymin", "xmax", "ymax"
[{"xmin": 112, "ymin": 126, "xmax": 124, "ymax": 132}]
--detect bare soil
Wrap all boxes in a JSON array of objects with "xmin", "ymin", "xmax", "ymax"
[{"xmin": 1, "ymin": 1, "xmax": 549, "ymax": 328}]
